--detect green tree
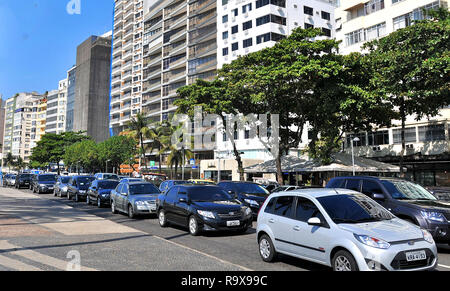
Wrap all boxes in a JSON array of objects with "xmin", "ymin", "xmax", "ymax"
[
  {"xmin": 146, "ymin": 121, "xmax": 172, "ymax": 174},
  {"xmin": 4, "ymin": 153, "xmax": 15, "ymax": 173},
  {"xmin": 363, "ymin": 8, "xmax": 450, "ymax": 175},
  {"xmin": 14, "ymin": 156, "xmax": 26, "ymax": 172},
  {"xmin": 128, "ymin": 113, "xmax": 150, "ymax": 172},
  {"xmin": 98, "ymin": 135, "xmax": 137, "ymax": 174}
]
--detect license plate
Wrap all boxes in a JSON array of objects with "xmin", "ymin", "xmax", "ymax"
[
  {"xmin": 405, "ymin": 250, "xmax": 427, "ymax": 262},
  {"xmin": 227, "ymin": 220, "xmax": 240, "ymax": 227}
]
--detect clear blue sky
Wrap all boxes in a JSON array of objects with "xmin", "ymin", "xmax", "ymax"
[{"xmin": 0, "ymin": 0, "xmax": 114, "ymax": 100}]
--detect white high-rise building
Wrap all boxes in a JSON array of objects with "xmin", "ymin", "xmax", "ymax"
[
  {"xmin": 45, "ymin": 79, "xmax": 68, "ymax": 135},
  {"xmin": 218, "ymin": 0, "xmax": 336, "ymax": 68}
]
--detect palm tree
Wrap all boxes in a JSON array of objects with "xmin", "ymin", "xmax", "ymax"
[
  {"xmin": 146, "ymin": 121, "xmax": 174, "ymax": 174},
  {"xmin": 128, "ymin": 113, "xmax": 149, "ymax": 173},
  {"xmin": 4, "ymin": 153, "xmax": 15, "ymax": 173},
  {"xmin": 14, "ymin": 157, "xmax": 26, "ymax": 172}
]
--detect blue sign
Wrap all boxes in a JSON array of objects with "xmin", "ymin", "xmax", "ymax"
[
  {"xmin": 190, "ymin": 159, "xmax": 195, "ymax": 165},
  {"xmin": 192, "ymin": 166, "xmax": 199, "ymax": 169}
]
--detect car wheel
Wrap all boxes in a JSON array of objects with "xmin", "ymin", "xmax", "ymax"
[
  {"xmin": 53, "ymin": 190, "xmax": 57, "ymax": 197},
  {"xmin": 67, "ymin": 192, "xmax": 71, "ymax": 200},
  {"xmin": 259, "ymin": 234, "xmax": 276, "ymax": 262},
  {"xmin": 158, "ymin": 210, "xmax": 168, "ymax": 227},
  {"xmin": 75, "ymin": 194, "xmax": 79, "ymax": 202},
  {"xmin": 188, "ymin": 216, "xmax": 200, "ymax": 236},
  {"xmin": 128, "ymin": 205, "xmax": 135, "ymax": 219},
  {"xmin": 86, "ymin": 195, "xmax": 90, "ymax": 205},
  {"xmin": 332, "ymin": 250, "xmax": 359, "ymax": 271},
  {"xmin": 111, "ymin": 201, "xmax": 118, "ymax": 214}
]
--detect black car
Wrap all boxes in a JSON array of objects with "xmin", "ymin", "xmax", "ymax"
[
  {"xmin": 31, "ymin": 174, "xmax": 57, "ymax": 194},
  {"xmin": 15, "ymin": 173, "xmax": 32, "ymax": 189},
  {"xmin": 157, "ymin": 185, "xmax": 253, "ymax": 236},
  {"xmin": 87, "ymin": 179, "xmax": 120, "ymax": 208},
  {"xmin": 327, "ymin": 176, "xmax": 450, "ymax": 244},
  {"xmin": 67, "ymin": 176, "xmax": 96, "ymax": 202},
  {"xmin": 217, "ymin": 182, "xmax": 270, "ymax": 218},
  {"xmin": 159, "ymin": 180, "xmax": 192, "ymax": 193}
]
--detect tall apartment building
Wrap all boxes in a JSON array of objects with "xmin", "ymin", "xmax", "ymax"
[
  {"xmin": 74, "ymin": 35, "xmax": 112, "ymax": 142},
  {"xmin": 65, "ymin": 66, "xmax": 77, "ymax": 132},
  {"xmin": 335, "ymin": 0, "xmax": 450, "ymax": 186},
  {"xmin": 218, "ymin": 0, "xmax": 336, "ymax": 67},
  {"xmin": 45, "ymin": 79, "xmax": 68, "ymax": 134},
  {"xmin": 0, "ymin": 97, "xmax": 5, "ymax": 154},
  {"xmin": 33, "ymin": 94, "xmax": 48, "ymax": 145},
  {"xmin": 110, "ymin": 0, "xmax": 218, "ymax": 137},
  {"xmin": 110, "ymin": 0, "xmax": 145, "ymax": 136},
  {"xmin": 2, "ymin": 92, "xmax": 42, "ymax": 163}
]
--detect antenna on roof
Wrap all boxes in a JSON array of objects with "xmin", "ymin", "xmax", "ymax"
[{"xmin": 334, "ymin": 189, "xmax": 340, "ymax": 195}]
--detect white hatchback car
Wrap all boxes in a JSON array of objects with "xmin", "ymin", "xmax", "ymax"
[{"xmin": 256, "ymin": 189, "xmax": 438, "ymax": 271}]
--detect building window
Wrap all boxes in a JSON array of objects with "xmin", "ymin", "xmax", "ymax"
[
  {"xmin": 305, "ymin": 23, "xmax": 314, "ymax": 29},
  {"xmin": 222, "ymin": 15, "xmax": 228, "ymax": 23},
  {"xmin": 345, "ymin": 29, "xmax": 364, "ymax": 46},
  {"xmin": 223, "ymin": 47, "xmax": 229, "ymax": 56},
  {"xmin": 418, "ymin": 124, "xmax": 446, "ymax": 142},
  {"xmin": 222, "ymin": 0, "xmax": 228, "ymax": 5},
  {"xmin": 304, "ymin": 6, "xmax": 313, "ymax": 16},
  {"xmin": 243, "ymin": 20, "xmax": 252, "ymax": 31},
  {"xmin": 232, "ymin": 8, "xmax": 238, "ymax": 17},
  {"xmin": 223, "ymin": 31, "xmax": 228, "ymax": 39},
  {"xmin": 392, "ymin": 0, "xmax": 405, "ymax": 3},
  {"xmin": 256, "ymin": 0, "xmax": 269, "ymax": 9},
  {"xmin": 322, "ymin": 28, "xmax": 331, "ymax": 37},
  {"xmin": 256, "ymin": 15, "xmax": 270, "ymax": 26},
  {"xmin": 393, "ymin": 127, "xmax": 417, "ymax": 144},
  {"xmin": 245, "ymin": 130, "xmax": 250, "ymax": 139},
  {"xmin": 242, "ymin": 3, "xmax": 252, "ymax": 13},
  {"xmin": 365, "ymin": 22, "xmax": 386, "ymax": 41},
  {"xmin": 256, "ymin": 33, "xmax": 270, "ymax": 44},
  {"xmin": 231, "ymin": 25, "xmax": 238, "ymax": 34},
  {"xmin": 243, "ymin": 38, "xmax": 253, "ymax": 48},
  {"xmin": 347, "ymin": 133, "xmax": 367, "ymax": 147},
  {"xmin": 364, "ymin": 0, "xmax": 384, "ymax": 15},
  {"xmin": 321, "ymin": 11, "xmax": 330, "ymax": 20},
  {"xmin": 368, "ymin": 131, "xmax": 389, "ymax": 146},
  {"xmin": 256, "ymin": 14, "xmax": 286, "ymax": 26},
  {"xmin": 232, "ymin": 42, "xmax": 238, "ymax": 51}
]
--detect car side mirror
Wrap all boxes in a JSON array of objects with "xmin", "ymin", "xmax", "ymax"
[
  {"xmin": 179, "ymin": 198, "xmax": 188, "ymax": 203},
  {"xmin": 307, "ymin": 217, "xmax": 322, "ymax": 226},
  {"xmin": 372, "ymin": 193, "xmax": 385, "ymax": 200}
]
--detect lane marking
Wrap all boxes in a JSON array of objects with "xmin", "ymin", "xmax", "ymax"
[
  {"xmin": 0, "ymin": 241, "xmax": 97, "ymax": 271},
  {"xmin": 438, "ymin": 264, "xmax": 450, "ymax": 269},
  {"xmin": 0, "ymin": 254, "xmax": 41, "ymax": 271},
  {"xmin": 152, "ymin": 235, "xmax": 254, "ymax": 271}
]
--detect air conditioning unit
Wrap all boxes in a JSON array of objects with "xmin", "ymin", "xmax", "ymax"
[
  {"xmin": 372, "ymin": 146, "xmax": 381, "ymax": 152},
  {"xmin": 406, "ymin": 144, "xmax": 414, "ymax": 149}
]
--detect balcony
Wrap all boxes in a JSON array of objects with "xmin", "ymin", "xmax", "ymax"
[
  {"xmin": 111, "ymin": 86, "xmax": 121, "ymax": 95},
  {"xmin": 163, "ymin": 69, "xmax": 186, "ymax": 85},
  {"xmin": 164, "ymin": 1, "xmax": 187, "ymax": 18},
  {"xmin": 163, "ymin": 40, "xmax": 186, "ymax": 57},
  {"xmin": 189, "ymin": 10, "xmax": 216, "ymax": 31},
  {"xmin": 164, "ymin": 13, "xmax": 187, "ymax": 31},
  {"xmin": 189, "ymin": 0, "xmax": 216, "ymax": 15},
  {"xmin": 111, "ymin": 75, "xmax": 122, "ymax": 85},
  {"xmin": 111, "ymin": 96, "xmax": 121, "ymax": 104},
  {"xmin": 189, "ymin": 40, "xmax": 216, "ymax": 59}
]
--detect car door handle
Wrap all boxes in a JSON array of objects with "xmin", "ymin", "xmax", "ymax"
[
  {"xmin": 293, "ymin": 226, "xmax": 300, "ymax": 231},
  {"xmin": 268, "ymin": 219, "xmax": 275, "ymax": 224}
]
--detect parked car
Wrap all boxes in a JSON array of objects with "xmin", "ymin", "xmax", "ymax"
[
  {"xmin": 94, "ymin": 173, "xmax": 120, "ymax": 181},
  {"xmin": 67, "ymin": 176, "xmax": 96, "ymax": 202},
  {"xmin": 87, "ymin": 179, "xmax": 120, "ymax": 208},
  {"xmin": 119, "ymin": 178, "xmax": 146, "ymax": 184},
  {"xmin": 188, "ymin": 179, "xmax": 216, "ymax": 185},
  {"xmin": 15, "ymin": 173, "xmax": 32, "ymax": 189},
  {"xmin": 159, "ymin": 180, "xmax": 192, "ymax": 193},
  {"xmin": 326, "ymin": 176, "xmax": 450, "ymax": 244},
  {"xmin": 257, "ymin": 188, "xmax": 437, "ymax": 271},
  {"xmin": 217, "ymin": 181, "xmax": 270, "ymax": 217},
  {"xmin": 4, "ymin": 174, "xmax": 16, "ymax": 187},
  {"xmin": 111, "ymin": 182, "xmax": 160, "ymax": 218},
  {"xmin": 54, "ymin": 176, "xmax": 72, "ymax": 197},
  {"xmin": 31, "ymin": 174, "xmax": 57, "ymax": 194},
  {"xmin": 157, "ymin": 185, "xmax": 253, "ymax": 236}
]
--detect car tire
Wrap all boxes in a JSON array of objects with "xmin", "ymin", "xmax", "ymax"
[
  {"xmin": 75, "ymin": 194, "xmax": 79, "ymax": 202},
  {"xmin": 332, "ymin": 250, "xmax": 359, "ymax": 271},
  {"xmin": 86, "ymin": 195, "xmax": 90, "ymax": 205},
  {"xmin": 158, "ymin": 210, "xmax": 168, "ymax": 227},
  {"xmin": 67, "ymin": 192, "xmax": 71, "ymax": 200},
  {"xmin": 188, "ymin": 216, "xmax": 200, "ymax": 236},
  {"xmin": 111, "ymin": 201, "xmax": 118, "ymax": 214},
  {"xmin": 259, "ymin": 234, "xmax": 276, "ymax": 262},
  {"xmin": 128, "ymin": 205, "xmax": 135, "ymax": 219},
  {"xmin": 97, "ymin": 198, "xmax": 102, "ymax": 208}
]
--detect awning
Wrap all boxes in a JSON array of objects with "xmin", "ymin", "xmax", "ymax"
[{"xmin": 244, "ymin": 153, "xmax": 401, "ymax": 173}]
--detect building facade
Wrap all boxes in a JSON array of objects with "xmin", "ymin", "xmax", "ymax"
[
  {"xmin": 45, "ymin": 79, "xmax": 68, "ymax": 134},
  {"xmin": 73, "ymin": 35, "xmax": 112, "ymax": 142},
  {"xmin": 65, "ymin": 66, "xmax": 77, "ymax": 133},
  {"xmin": 335, "ymin": 0, "xmax": 450, "ymax": 186}
]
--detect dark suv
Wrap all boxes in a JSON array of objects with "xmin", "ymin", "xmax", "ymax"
[
  {"xmin": 157, "ymin": 185, "xmax": 253, "ymax": 236},
  {"xmin": 31, "ymin": 174, "xmax": 57, "ymax": 194},
  {"xmin": 15, "ymin": 173, "xmax": 32, "ymax": 189},
  {"xmin": 67, "ymin": 176, "xmax": 96, "ymax": 202},
  {"xmin": 217, "ymin": 182, "xmax": 270, "ymax": 217},
  {"xmin": 326, "ymin": 176, "xmax": 450, "ymax": 244}
]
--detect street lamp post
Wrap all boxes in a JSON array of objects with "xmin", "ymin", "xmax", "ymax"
[{"xmin": 351, "ymin": 137, "xmax": 360, "ymax": 176}]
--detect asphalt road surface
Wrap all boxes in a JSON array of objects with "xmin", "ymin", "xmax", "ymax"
[{"xmin": 0, "ymin": 187, "xmax": 449, "ymax": 271}]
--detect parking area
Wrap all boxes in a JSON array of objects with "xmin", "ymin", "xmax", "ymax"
[{"xmin": 0, "ymin": 187, "xmax": 449, "ymax": 271}]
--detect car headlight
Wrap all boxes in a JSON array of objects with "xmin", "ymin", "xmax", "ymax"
[
  {"xmin": 135, "ymin": 201, "xmax": 145, "ymax": 206},
  {"xmin": 62, "ymin": 186, "xmax": 68, "ymax": 192},
  {"xmin": 422, "ymin": 229, "xmax": 434, "ymax": 244},
  {"xmin": 354, "ymin": 234, "xmax": 390, "ymax": 249},
  {"xmin": 244, "ymin": 199, "xmax": 259, "ymax": 207},
  {"xmin": 197, "ymin": 210, "xmax": 215, "ymax": 219},
  {"xmin": 101, "ymin": 193, "xmax": 109, "ymax": 198},
  {"xmin": 39, "ymin": 184, "xmax": 47, "ymax": 188},
  {"xmin": 421, "ymin": 211, "xmax": 446, "ymax": 223},
  {"xmin": 242, "ymin": 206, "xmax": 252, "ymax": 216}
]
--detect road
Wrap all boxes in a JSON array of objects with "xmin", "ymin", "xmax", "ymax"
[{"xmin": 0, "ymin": 187, "xmax": 449, "ymax": 271}]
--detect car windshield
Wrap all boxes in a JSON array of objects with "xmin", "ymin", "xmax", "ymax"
[
  {"xmin": 318, "ymin": 194, "xmax": 395, "ymax": 224},
  {"xmin": 174, "ymin": 181, "xmax": 192, "ymax": 185},
  {"xmin": 60, "ymin": 177, "xmax": 71, "ymax": 183},
  {"xmin": 98, "ymin": 181, "xmax": 120, "ymax": 189},
  {"xmin": 129, "ymin": 184, "xmax": 160, "ymax": 195},
  {"xmin": 381, "ymin": 180, "xmax": 437, "ymax": 201},
  {"xmin": 38, "ymin": 175, "xmax": 56, "ymax": 182},
  {"xmin": 20, "ymin": 174, "xmax": 31, "ymax": 178},
  {"xmin": 103, "ymin": 174, "xmax": 119, "ymax": 180},
  {"xmin": 78, "ymin": 177, "xmax": 95, "ymax": 186},
  {"xmin": 234, "ymin": 183, "xmax": 269, "ymax": 195},
  {"xmin": 188, "ymin": 187, "xmax": 233, "ymax": 202}
]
